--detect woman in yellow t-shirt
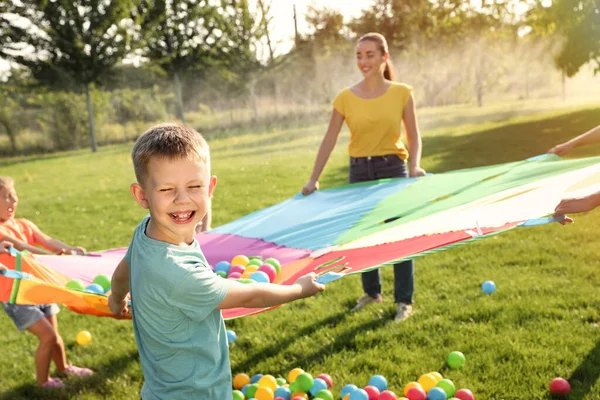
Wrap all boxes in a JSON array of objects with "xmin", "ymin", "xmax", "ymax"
[{"xmin": 301, "ymin": 32, "xmax": 426, "ymax": 322}]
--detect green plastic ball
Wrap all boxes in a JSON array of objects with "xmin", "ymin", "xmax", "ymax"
[
  {"xmin": 66, "ymin": 279, "xmax": 85, "ymax": 291},
  {"xmin": 92, "ymin": 274, "xmax": 111, "ymax": 292},
  {"xmin": 447, "ymin": 351, "xmax": 466, "ymax": 369}
]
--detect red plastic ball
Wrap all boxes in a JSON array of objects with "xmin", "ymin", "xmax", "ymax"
[
  {"xmin": 316, "ymin": 373, "xmax": 333, "ymax": 389},
  {"xmin": 379, "ymin": 390, "xmax": 398, "ymax": 400},
  {"xmin": 363, "ymin": 385, "xmax": 380, "ymax": 400},
  {"xmin": 454, "ymin": 388, "xmax": 475, "ymax": 400},
  {"xmin": 406, "ymin": 387, "xmax": 427, "ymax": 400},
  {"xmin": 549, "ymin": 378, "xmax": 571, "ymax": 396}
]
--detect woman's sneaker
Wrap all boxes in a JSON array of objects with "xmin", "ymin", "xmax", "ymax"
[
  {"xmin": 351, "ymin": 294, "xmax": 383, "ymax": 312},
  {"xmin": 42, "ymin": 378, "xmax": 65, "ymax": 389}
]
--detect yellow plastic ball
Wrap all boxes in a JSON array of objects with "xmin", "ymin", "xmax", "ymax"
[
  {"xmin": 429, "ymin": 371, "xmax": 443, "ymax": 383},
  {"xmin": 343, "ymin": 394, "xmax": 350, "ymax": 400},
  {"xmin": 404, "ymin": 382, "xmax": 423, "ymax": 396},
  {"xmin": 418, "ymin": 373, "xmax": 438, "ymax": 392},
  {"xmin": 75, "ymin": 330, "xmax": 92, "ymax": 346},
  {"xmin": 257, "ymin": 374, "xmax": 277, "ymax": 391},
  {"xmin": 245, "ymin": 265, "xmax": 260, "ymax": 274},
  {"xmin": 231, "ymin": 255, "xmax": 249, "ymax": 267},
  {"xmin": 290, "ymin": 392, "xmax": 308, "ymax": 399},
  {"xmin": 233, "ymin": 373, "xmax": 250, "ymax": 390},
  {"xmin": 288, "ymin": 367, "xmax": 304, "ymax": 383},
  {"xmin": 255, "ymin": 386, "xmax": 274, "ymax": 400}
]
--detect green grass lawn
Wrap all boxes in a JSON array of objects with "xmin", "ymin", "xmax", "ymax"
[{"xmin": 1, "ymin": 100, "xmax": 600, "ymax": 399}]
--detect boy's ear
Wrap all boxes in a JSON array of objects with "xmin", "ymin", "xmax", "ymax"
[
  {"xmin": 208, "ymin": 175, "xmax": 217, "ymax": 198},
  {"xmin": 130, "ymin": 183, "xmax": 149, "ymax": 209}
]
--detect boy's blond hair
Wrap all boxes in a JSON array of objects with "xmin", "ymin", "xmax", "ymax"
[
  {"xmin": 0, "ymin": 176, "xmax": 15, "ymax": 190},
  {"xmin": 132, "ymin": 123, "xmax": 210, "ymax": 185}
]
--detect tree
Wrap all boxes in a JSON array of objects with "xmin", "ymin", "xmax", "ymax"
[
  {"xmin": 137, "ymin": 0, "xmax": 226, "ymax": 123},
  {"xmin": 0, "ymin": 0, "xmax": 140, "ymax": 152},
  {"xmin": 528, "ymin": 0, "xmax": 600, "ymax": 76}
]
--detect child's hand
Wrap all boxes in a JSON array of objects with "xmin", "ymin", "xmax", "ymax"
[
  {"xmin": 70, "ymin": 246, "xmax": 87, "ymax": 255},
  {"xmin": 554, "ymin": 195, "xmax": 599, "ymax": 221},
  {"xmin": 108, "ymin": 294, "xmax": 130, "ymax": 316},
  {"xmin": 410, "ymin": 165, "xmax": 426, "ymax": 177},
  {"xmin": 0, "ymin": 241, "xmax": 13, "ymax": 254},
  {"xmin": 547, "ymin": 142, "xmax": 574, "ymax": 156},
  {"xmin": 302, "ymin": 180, "xmax": 319, "ymax": 196},
  {"xmin": 293, "ymin": 272, "xmax": 325, "ymax": 298}
]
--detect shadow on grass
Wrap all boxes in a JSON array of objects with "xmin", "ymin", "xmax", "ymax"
[
  {"xmin": 564, "ymin": 336, "xmax": 600, "ymax": 399},
  {"xmin": 0, "ymin": 349, "xmax": 140, "ymax": 400}
]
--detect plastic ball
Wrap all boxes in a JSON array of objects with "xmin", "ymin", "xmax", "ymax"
[
  {"xmin": 316, "ymin": 373, "xmax": 332, "ymax": 388},
  {"xmin": 349, "ymin": 388, "xmax": 369, "ymax": 400},
  {"xmin": 453, "ymin": 389, "xmax": 474, "ymax": 400},
  {"xmin": 418, "ymin": 374, "xmax": 438, "ymax": 392},
  {"xmin": 274, "ymin": 386, "xmax": 291, "ymax": 400},
  {"xmin": 231, "ymin": 255, "xmax": 249, "ymax": 266},
  {"xmin": 250, "ymin": 270, "xmax": 271, "ymax": 283},
  {"xmin": 309, "ymin": 378, "xmax": 328, "ymax": 396},
  {"xmin": 75, "ymin": 330, "xmax": 92, "ymax": 346},
  {"xmin": 258, "ymin": 264, "xmax": 278, "ymax": 282},
  {"xmin": 229, "ymin": 265, "xmax": 246, "ymax": 275},
  {"xmin": 258, "ymin": 375, "xmax": 277, "ymax": 391},
  {"xmin": 246, "ymin": 383, "xmax": 259, "ymax": 398},
  {"xmin": 276, "ymin": 377, "xmax": 287, "ymax": 386},
  {"xmin": 263, "ymin": 258, "xmax": 281, "ymax": 274},
  {"xmin": 226, "ymin": 330, "xmax": 237, "ymax": 344},
  {"xmin": 92, "ymin": 274, "xmax": 111, "ymax": 291},
  {"xmin": 251, "ymin": 374, "xmax": 264, "ymax": 384},
  {"xmin": 429, "ymin": 372, "xmax": 443, "ymax": 383},
  {"xmin": 247, "ymin": 258, "xmax": 264, "ymax": 267},
  {"xmin": 436, "ymin": 379, "xmax": 456, "ymax": 397},
  {"xmin": 368, "ymin": 374, "xmax": 388, "ymax": 391},
  {"xmin": 291, "ymin": 393, "xmax": 308, "ymax": 400},
  {"xmin": 549, "ymin": 378, "xmax": 571, "ymax": 396},
  {"xmin": 214, "ymin": 261, "xmax": 231, "ymax": 274},
  {"xmin": 379, "ymin": 390, "xmax": 398, "ymax": 400},
  {"xmin": 238, "ymin": 278, "xmax": 255, "ymax": 284},
  {"xmin": 341, "ymin": 384, "xmax": 358, "ymax": 398},
  {"xmin": 363, "ymin": 385, "xmax": 380, "ymax": 400},
  {"xmin": 404, "ymin": 382, "xmax": 423, "ymax": 396},
  {"xmin": 66, "ymin": 279, "xmax": 85, "ymax": 291},
  {"xmin": 481, "ymin": 280, "xmax": 496, "ymax": 294},
  {"xmin": 85, "ymin": 283, "xmax": 105, "ymax": 294},
  {"xmin": 427, "ymin": 387, "xmax": 447, "ymax": 400},
  {"xmin": 314, "ymin": 389, "xmax": 333, "ymax": 400},
  {"xmin": 406, "ymin": 387, "xmax": 427, "ymax": 400},
  {"xmin": 288, "ymin": 368, "xmax": 304, "ymax": 383},
  {"xmin": 295, "ymin": 372, "xmax": 314, "ymax": 392},
  {"xmin": 232, "ymin": 390, "xmax": 245, "ymax": 400},
  {"xmin": 233, "ymin": 373, "xmax": 250, "ymax": 390},
  {"xmin": 228, "ymin": 272, "xmax": 242, "ymax": 279},
  {"xmin": 216, "ymin": 270, "xmax": 227, "ymax": 278},
  {"xmin": 447, "ymin": 351, "xmax": 466, "ymax": 369},
  {"xmin": 255, "ymin": 386, "xmax": 275, "ymax": 400},
  {"xmin": 245, "ymin": 265, "xmax": 260, "ymax": 274}
]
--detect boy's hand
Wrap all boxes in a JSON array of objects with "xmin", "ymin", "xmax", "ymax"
[
  {"xmin": 293, "ymin": 272, "xmax": 325, "ymax": 298},
  {"xmin": 108, "ymin": 294, "xmax": 130, "ymax": 316},
  {"xmin": 554, "ymin": 196, "xmax": 598, "ymax": 220},
  {"xmin": 70, "ymin": 246, "xmax": 87, "ymax": 255},
  {"xmin": 409, "ymin": 165, "xmax": 426, "ymax": 177},
  {"xmin": 302, "ymin": 180, "xmax": 319, "ymax": 196}
]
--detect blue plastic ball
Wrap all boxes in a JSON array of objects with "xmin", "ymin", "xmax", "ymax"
[
  {"xmin": 226, "ymin": 330, "xmax": 236, "ymax": 344},
  {"xmin": 349, "ymin": 388, "xmax": 369, "ymax": 400},
  {"xmin": 241, "ymin": 384, "xmax": 250, "ymax": 395},
  {"xmin": 84, "ymin": 283, "xmax": 105, "ymax": 294},
  {"xmin": 214, "ymin": 261, "xmax": 231, "ymax": 274},
  {"xmin": 368, "ymin": 374, "xmax": 388, "ymax": 391},
  {"xmin": 482, "ymin": 280, "xmax": 496, "ymax": 294},
  {"xmin": 427, "ymin": 387, "xmax": 448, "ymax": 400},
  {"xmin": 309, "ymin": 377, "xmax": 328, "ymax": 396},
  {"xmin": 341, "ymin": 384, "xmax": 358, "ymax": 399},
  {"xmin": 250, "ymin": 373, "xmax": 263, "ymax": 384},
  {"xmin": 249, "ymin": 271, "xmax": 270, "ymax": 283},
  {"xmin": 274, "ymin": 386, "xmax": 291, "ymax": 400}
]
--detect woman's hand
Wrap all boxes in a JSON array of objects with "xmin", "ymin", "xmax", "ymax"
[{"xmin": 302, "ymin": 180, "xmax": 319, "ymax": 195}]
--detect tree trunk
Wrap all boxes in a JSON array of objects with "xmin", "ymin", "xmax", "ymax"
[
  {"xmin": 561, "ymin": 71, "xmax": 566, "ymax": 101},
  {"xmin": 0, "ymin": 119, "xmax": 17, "ymax": 153},
  {"xmin": 86, "ymin": 84, "xmax": 98, "ymax": 152},
  {"xmin": 174, "ymin": 72, "xmax": 186, "ymax": 124},
  {"xmin": 249, "ymin": 75, "xmax": 258, "ymax": 122}
]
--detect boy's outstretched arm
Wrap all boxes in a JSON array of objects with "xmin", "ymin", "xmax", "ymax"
[
  {"xmin": 108, "ymin": 257, "xmax": 130, "ymax": 316},
  {"xmin": 0, "ymin": 235, "xmax": 55, "ymax": 255},
  {"xmin": 553, "ymin": 190, "xmax": 600, "ymax": 225},
  {"xmin": 217, "ymin": 272, "xmax": 325, "ymax": 310}
]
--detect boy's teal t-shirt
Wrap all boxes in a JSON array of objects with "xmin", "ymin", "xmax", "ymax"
[{"xmin": 126, "ymin": 216, "xmax": 231, "ymax": 400}]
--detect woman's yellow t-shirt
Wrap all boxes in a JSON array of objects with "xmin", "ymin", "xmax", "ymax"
[{"xmin": 332, "ymin": 81, "xmax": 412, "ymax": 160}]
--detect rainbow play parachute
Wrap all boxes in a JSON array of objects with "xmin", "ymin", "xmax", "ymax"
[{"xmin": 2, "ymin": 154, "xmax": 600, "ymax": 319}]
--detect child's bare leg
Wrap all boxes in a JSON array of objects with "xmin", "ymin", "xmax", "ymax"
[
  {"xmin": 27, "ymin": 318, "xmax": 58, "ymax": 385},
  {"xmin": 46, "ymin": 315, "xmax": 67, "ymax": 373}
]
